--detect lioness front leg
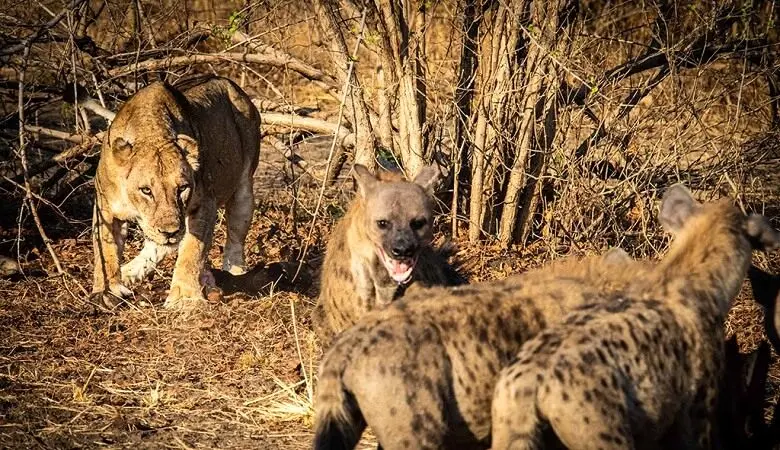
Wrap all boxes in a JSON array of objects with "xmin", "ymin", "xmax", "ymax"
[
  {"xmin": 121, "ymin": 239, "xmax": 176, "ymax": 285},
  {"xmin": 222, "ymin": 172, "xmax": 254, "ymax": 275},
  {"xmin": 91, "ymin": 204, "xmax": 131, "ymax": 305},
  {"xmin": 164, "ymin": 199, "xmax": 217, "ymax": 310}
]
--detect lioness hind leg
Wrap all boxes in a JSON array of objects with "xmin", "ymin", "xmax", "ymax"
[
  {"xmin": 222, "ymin": 173, "xmax": 254, "ymax": 275},
  {"xmin": 121, "ymin": 239, "xmax": 175, "ymax": 285}
]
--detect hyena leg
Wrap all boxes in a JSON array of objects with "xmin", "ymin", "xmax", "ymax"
[
  {"xmin": 121, "ymin": 239, "xmax": 175, "ymax": 285},
  {"xmin": 688, "ymin": 384, "xmax": 720, "ymax": 450},
  {"xmin": 165, "ymin": 198, "xmax": 217, "ymax": 310},
  {"xmin": 353, "ymin": 339, "xmax": 450, "ymax": 450},
  {"xmin": 222, "ymin": 170, "xmax": 254, "ymax": 275},
  {"xmin": 539, "ymin": 376, "xmax": 636, "ymax": 450}
]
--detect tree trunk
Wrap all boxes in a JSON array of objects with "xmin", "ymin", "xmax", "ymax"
[
  {"xmin": 313, "ymin": 0, "xmax": 377, "ymax": 179},
  {"xmin": 376, "ymin": 65, "xmax": 396, "ymax": 156},
  {"xmin": 454, "ymin": 0, "xmax": 481, "ymax": 237},
  {"xmin": 468, "ymin": 2, "xmax": 523, "ymax": 242},
  {"xmin": 497, "ymin": 0, "xmax": 575, "ymax": 247},
  {"xmin": 373, "ymin": 0, "xmax": 426, "ymax": 177}
]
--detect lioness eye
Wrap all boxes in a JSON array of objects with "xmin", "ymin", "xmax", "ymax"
[
  {"xmin": 376, "ymin": 219, "xmax": 390, "ymax": 230},
  {"xmin": 410, "ymin": 218, "xmax": 427, "ymax": 230},
  {"xmin": 178, "ymin": 184, "xmax": 190, "ymax": 193},
  {"xmin": 139, "ymin": 187, "xmax": 152, "ymax": 196}
]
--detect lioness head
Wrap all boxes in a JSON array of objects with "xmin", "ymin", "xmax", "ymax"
[
  {"xmin": 105, "ymin": 133, "xmax": 200, "ymax": 245},
  {"xmin": 353, "ymin": 164, "xmax": 441, "ymax": 284}
]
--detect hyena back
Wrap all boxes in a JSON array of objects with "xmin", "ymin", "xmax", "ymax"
[{"xmin": 490, "ymin": 185, "xmax": 780, "ymax": 450}]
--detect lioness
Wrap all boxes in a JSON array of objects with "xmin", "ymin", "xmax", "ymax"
[
  {"xmin": 312, "ymin": 164, "xmax": 465, "ymax": 347},
  {"xmin": 91, "ymin": 77, "xmax": 261, "ymax": 309}
]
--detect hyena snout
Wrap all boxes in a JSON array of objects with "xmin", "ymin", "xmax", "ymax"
[{"xmin": 388, "ymin": 235, "xmax": 419, "ymax": 259}]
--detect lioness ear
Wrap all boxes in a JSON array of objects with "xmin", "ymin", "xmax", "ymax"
[
  {"xmin": 412, "ymin": 165, "xmax": 441, "ymax": 194},
  {"xmin": 353, "ymin": 164, "xmax": 377, "ymax": 198},
  {"xmin": 659, "ymin": 184, "xmax": 701, "ymax": 234},
  {"xmin": 110, "ymin": 137, "xmax": 134, "ymax": 162},
  {"xmin": 176, "ymin": 134, "xmax": 200, "ymax": 172},
  {"xmin": 601, "ymin": 247, "xmax": 632, "ymax": 265}
]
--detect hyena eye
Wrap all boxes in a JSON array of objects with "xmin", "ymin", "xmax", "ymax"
[
  {"xmin": 376, "ymin": 219, "xmax": 390, "ymax": 230},
  {"xmin": 410, "ymin": 218, "xmax": 427, "ymax": 230},
  {"xmin": 139, "ymin": 187, "xmax": 152, "ymax": 197}
]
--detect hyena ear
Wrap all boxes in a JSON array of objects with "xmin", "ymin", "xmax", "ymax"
[
  {"xmin": 109, "ymin": 137, "xmax": 134, "ymax": 163},
  {"xmin": 601, "ymin": 247, "xmax": 632, "ymax": 265},
  {"xmin": 659, "ymin": 184, "xmax": 701, "ymax": 234},
  {"xmin": 176, "ymin": 134, "xmax": 200, "ymax": 172},
  {"xmin": 353, "ymin": 164, "xmax": 378, "ymax": 198},
  {"xmin": 412, "ymin": 165, "xmax": 441, "ymax": 194},
  {"xmin": 744, "ymin": 214, "xmax": 780, "ymax": 252}
]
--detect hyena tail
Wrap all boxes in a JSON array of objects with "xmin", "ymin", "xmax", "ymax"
[
  {"xmin": 491, "ymin": 369, "xmax": 545, "ymax": 450},
  {"xmin": 312, "ymin": 371, "xmax": 366, "ymax": 450}
]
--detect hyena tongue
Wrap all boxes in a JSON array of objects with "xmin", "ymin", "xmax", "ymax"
[
  {"xmin": 390, "ymin": 259, "xmax": 414, "ymax": 283},
  {"xmin": 393, "ymin": 260, "xmax": 410, "ymax": 274}
]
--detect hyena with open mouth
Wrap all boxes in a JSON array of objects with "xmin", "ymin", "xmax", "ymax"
[{"xmin": 312, "ymin": 164, "xmax": 465, "ymax": 348}]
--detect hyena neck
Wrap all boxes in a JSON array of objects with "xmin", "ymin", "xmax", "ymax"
[{"xmin": 656, "ymin": 206, "xmax": 751, "ymax": 319}]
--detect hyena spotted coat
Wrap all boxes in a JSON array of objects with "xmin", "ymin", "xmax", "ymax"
[
  {"xmin": 312, "ymin": 164, "xmax": 465, "ymax": 348},
  {"xmin": 490, "ymin": 185, "xmax": 780, "ymax": 450},
  {"xmin": 312, "ymin": 247, "xmax": 645, "ymax": 450}
]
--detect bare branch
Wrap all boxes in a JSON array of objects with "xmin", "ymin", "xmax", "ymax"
[
  {"xmin": 16, "ymin": 46, "xmax": 64, "ymax": 275},
  {"xmin": 260, "ymin": 112, "xmax": 355, "ymax": 148},
  {"xmin": 106, "ymin": 52, "xmax": 340, "ymax": 90},
  {"xmin": 24, "ymin": 125, "xmax": 91, "ymax": 144},
  {"xmin": 0, "ymin": 0, "xmax": 88, "ymax": 56}
]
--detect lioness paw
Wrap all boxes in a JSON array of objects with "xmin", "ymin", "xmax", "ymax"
[
  {"xmin": 121, "ymin": 258, "xmax": 153, "ymax": 285},
  {"xmin": 90, "ymin": 283, "xmax": 133, "ymax": 309},
  {"xmin": 164, "ymin": 284, "xmax": 206, "ymax": 311}
]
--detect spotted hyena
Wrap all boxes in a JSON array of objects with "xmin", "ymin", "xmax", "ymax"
[
  {"xmin": 312, "ymin": 164, "xmax": 465, "ymax": 348},
  {"xmin": 312, "ymin": 246, "xmax": 646, "ymax": 450},
  {"xmin": 490, "ymin": 185, "xmax": 780, "ymax": 450}
]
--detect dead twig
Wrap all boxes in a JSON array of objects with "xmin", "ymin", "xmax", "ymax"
[
  {"xmin": 106, "ymin": 52, "xmax": 339, "ymax": 90},
  {"xmin": 16, "ymin": 45, "xmax": 64, "ymax": 275},
  {"xmin": 0, "ymin": 0, "xmax": 88, "ymax": 56}
]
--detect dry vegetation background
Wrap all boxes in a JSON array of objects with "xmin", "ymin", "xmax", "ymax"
[{"xmin": 1, "ymin": 0, "xmax": 780, "ymax": 448}]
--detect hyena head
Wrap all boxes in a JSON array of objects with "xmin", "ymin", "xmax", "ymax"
[{"xmin": 353, "ymin": 164, "xmax": 441, "ymax": 284}]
